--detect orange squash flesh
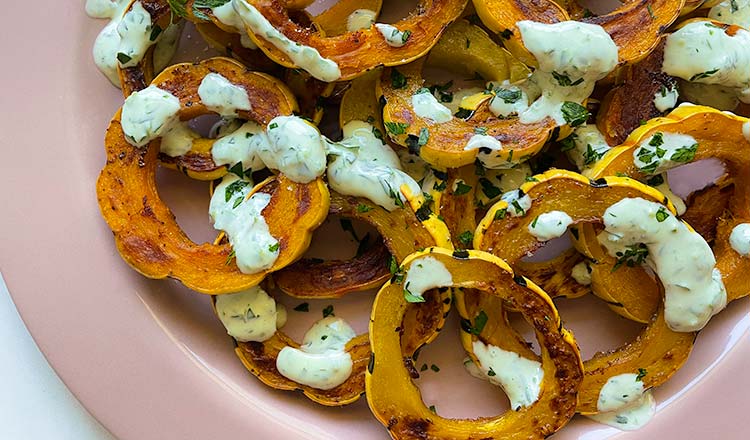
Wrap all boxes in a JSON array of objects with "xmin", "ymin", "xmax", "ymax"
[
  {"xmin": 232, "ymin": 0, "xmax": 468, "ymax": 81},
  {"xmin": 473, "ymin": 170, "xmax": 696, "ymax": 413},
  {"xmin": 472, "ymin": 0, "xmax": 684, "ymax": 67},
  {"xmin": 367, "ymin": 248, "xmax": 583, "ymax": 439},
  {"xmin": 149, "ymin": 58, "xmax": 298, "ymax": 180},
  {"xmin": 589, "ymin": 105, "xmax": 750, "ymax": 303}
]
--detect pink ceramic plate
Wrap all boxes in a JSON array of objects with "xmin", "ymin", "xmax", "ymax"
[{"xmin": 0, "ymin": 1, "xmax": 748, "ymax": 439}]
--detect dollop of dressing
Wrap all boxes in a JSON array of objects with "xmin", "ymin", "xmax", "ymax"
[
  {"xmin": 663, "ymin": 22, "xmax": 750, "ymax": 90},
  {"xmin": 209, "ymin": 175, "xmax": 279, "ymax": 274},
  {"xmin": 709, "ymin": 0, "xmax": 750, "ymax": 30},
  {"xmin": 327, "ymin": 121, "xmax": 421, "ymax": 210},
  {"xmin": 528, "ymin": 211, "xmax": 573, "ymax": 241},
  {"xmin": 653, "ymin": 84, "xmax": 679, "ymax": 112},
  {"xmin": 464, "ymin": 135, "xmax": 506, "ymax": 169},
  {"xmin": 232, "ymin": 0, "xmax": 341, "ymax": 81},
  {"xmin": 411, "ymin": 89, "xmax": 453, "ymax": 123},
  {"xmin": 116, "ymin": 1, "xmax": 153, "ymax": 68},
  {"xmin": 375, "ymin": 23, "xmax": 410, "ymax": 47},
  {"xmin": 212, "ymin": 1, "xmax": 258, "ymax": 49},
  {"xmin": 471, "ymin": 340, "xmax": 544, "ymax": 410},
  {"xmin": 488, "ymin": 82, "xmax": 530, "ymax": 118},
  {"xmin": 501, "ymin": 189, "xmax": 532, "ymax": 217},
  {"xmin": 211, "ymin": 120, "xmax": 267, "ymax": 172},
  {"xmin": 260, "ymin": 116, "xmax": 328, "ymax": 183},
  {"xmin": 120, "ymin": 85, "xmax": 181, "ymax": 147},
  {"xmin": 517, "ymin": 21, "xmax": 618, "ymax": 125},
  {"xmin": 159, "ymin": 121, "xmax": 198, "ymax": 157},
  {"xmin": 599, "ymin": 197, "xmax": 726, "ymax": 331},
  {"xmin": 215, "ymin": 285, "xmax": 285, "ymax": 342},
  {"xmin": 730, "ymin": 223, "xmax": 750, "ymax": 256},
  {"xmin": 276, "ymin": 317, "xmax": 356, "ymax": 390},
  {"xmin": 586, "ymin": 374, "xmax": 655, "ymax": 431},
  {"xmin": 198, "ymin": 73, "xmax": 252, "ymax": 116},
  {"xmin": 403, "ymin": 256, "xmax": 453, "ymax": 302},
  {"xmin": 346, "ymin": 9, "xmax": 376, "ymax": 32},
  {"xmin": 632, "ymin": 131, "xmax": 699, "ymax": 175},
  {"xmin": 565, "ymin": 124, "xmax": 611, "ymax": 171},
  {"xmin": 571, "ymin": 261, "xmax": 592, "ymax": 285}
]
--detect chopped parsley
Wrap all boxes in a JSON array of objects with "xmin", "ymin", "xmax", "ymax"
[
  {"xmin": 474, "ymin": 126, "xmax": 488, "ymax": 135},
  {"xmin": 454, "ymin": 181, "xmax": 472, "ymax": 196},
  {"xmin": 470, "ymin": 310, "xmax": 488, "ymax": 335},
  {"xmin": 479, "ymin": 178, "xmax": 502, "ymax": 199},
  {"xmin": 561, "ymin": 101, "xmax": 589, "ymax": 127},
  {"xmin": 487, "ymin": 367, "xmax": 496, "ymax": 377},
  {"xmin": 357, "ymin": 204, "xmax": 373, "ymax": 213},
  {"xmin": 268, "ymin": 242, "xmax": 279, "ymax": 252},
  {"xmin": 612, "ymin": 243, "xmax": 649, "ymax": 271},
  {"xmin": 655, "ymin": 207, "xmax": 670, "ymax": 222},
  {"xmin": 225, "ymin": 249, "xmax": 235, "ymax": 266},
  {"xmin": 384, "ymin": 121, "xmax": 409, "ymax": 135},
  {"xmin": 224, "ymin": 180, "xmax": 249, "ymax": 203},
  {"xmin": 391, "ymin": 68, "xmax": 407, "ymax": 89},
  {"xmin": 401, "ymin": 30, "xmax": 412, "ymax": 44},
  {"xmin": 322, "ymin": 305, "xmax": 334, "ymax": 318},
  {"xmin": 293, "ymin": 302, "xmax": 309, "ymax": 312},
  {"xmin": 689, "ymin": 68, "xmax": 719, "ymax": 82},
  {"xmin": 670, "ymin": 143, "xmax": 698, "ymax": 162},
  {"xmin": 552, "ymin": 71, "xmax": 584, "ymax": 87},
  {"xmin": 116, "ymin": 52, "xmax": 132, "ymax": 64},
  {"xmin": 494, "ymin": 208, "xmax": 507, "ymax": 220},
  {"xmin": 339, "ymin": 218, "xmax": 359, "ymax": 242},
  {"xmin": 457, "ymin": 231, "xmax": 474, "ymax": 247},
  {"xmin": 430, "ymin": 364, "xmax": 440, "ymax": 372},
  {"xmin": 404, "ymin": 282, "xmax": 426, "ymax": 303},
  {"xmin": 636, "ymin": 368, "xmax": 648, "ymax": 381},
  {"xmin": 495, "ymin": 88, "xmax": 522, "ymax": 104}
]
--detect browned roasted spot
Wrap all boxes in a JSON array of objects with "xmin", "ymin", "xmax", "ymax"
[
  {"xmin": 141, "ymin": 196, "xmax": 156, "ymax": 219},
  {"xmin": 159, "ymin": 152, "xmax": 222, "ymax": 174},
  {"xmin": 404, "ymin": 357, "xmax": 420, "ymax": 379},
  {"xmin": 121, "ymin": 235, "xmax": 170, "ymax": 263},
  {"xmin": 297, "ymin": 185, "xmax": 312, "ymax": 217},
  {"xmin": 241, "ymin": 341, "xmax": 277, "ymax": 371},
  {"xmin": 402, "ymin": 417, "xmax": 432, "ymax": 440}
]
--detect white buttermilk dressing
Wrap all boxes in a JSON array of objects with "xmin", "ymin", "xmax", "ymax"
[
  {"xmin": 212, "ymin": 1, "xmax": 259, "ymax": 49},
  {"xmin": 743, "ymin": 121, "xmax": 750, "ymax": 142},
  {"xmin": 489, "ymin": 83, "xmax": 530, "ymax": 118},
  {"xmin": 571, "ymin": 261, "xmax": 592, "ymax": 285},
  {"xmin": 215, "ymin": 285, "xmax": 285, "ymax": 342},
  {"xmin": 653, "ymin": 84, "xmax": 679, "ymax": 112},
  {"xmin": 86, "ymin": 0, "xmax": 121, "ymax": 18},
  {"xmin": 730, "ymin": 223, "xmax": 750, "ymax": 256},
  {"xmin": 152, "ymin": 21, "xmax": 183, "ymax": 71},
  {"xmin": 260, "ymin": 116, "xmax": 328, "ymax": 183},
  {"xmin": 710, "ymin": 0, "xmax": 750, "ymax": 29},
  {"xmin": 232, "ymin": 0, "xmax": 341, "ymax": 81},
  {"xmin": 411, "ymin": 90, "xmax": 453, "ymax": 123},
  {"xmin": 375, "ymin": 23, "xmax": 410, "ymax": 47},
  {"xmin": 209, "ymin": 175, "xmax": 280, "ymax": 274},
  {"xmin": 501, "ymin": 190, "xmax": 533, "ymax": 217},
  {"xmin": 276, "ymin": 317, "xmax": 356, "ymax": 390},
  {"xmin": 663, "ymin": 22, "xmax": 750, "ymax": 91},
  {"xmin": 471, "ymin": 340, "xmax": 544, "ymax": 410},
  {"xmin": 566, "ymin": 124, "xmax": 611, "ymax": 171},
  {"xmin": 346, "ymin": 9, "xmax": 377, "ymax": 32},
  {"xmin": 90, "ymin": 0, "xmax": 130, "ymax": 85},
  {"xmin": 198, "ymin": 73, "xmax": 252, "ymax": 116},
  {"xmin": 464, "ymin": 135, "xmax": 506, "ymax": 169},
  {"xmin": 116, "ymin": 1, "xmax": 153, "ymax": 68},
  {"xmin": 528, "ymin": 211, "xmax": 574, "ymax": 241},
  {"xmin": 120, "ymin": 85, "xmax": 181, "ymax": 147},
  {"xmin": 211, "ymin": 120, "xmax": 267, "ymax": 172},
  {"xmin": 516, "ymin": 21, "xmax": 618, "ymax": 125},
  {"xmin": 586, "ymin": 374, "xmax": 655, "ymax": 431},
  {"xmin": 599, "ymin": 197, "xmax": 726, "ymax": 332},
  {"xmin": 159, "ymin": 121, "xmax": 198, "ymax": 157},
  {"xmin": 327, "ymin": 121, "xmax": 421, "ymax": 210},
  {"xmin": 632, "ymin": 132, "xmax": 699, "ymax": 175},
  {"xmin": 403, "ymin": 256, "xmax": 453, "ymax": 301}
]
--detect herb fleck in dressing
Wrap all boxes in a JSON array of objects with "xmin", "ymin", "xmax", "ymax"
[
  {"xmin": 528, "ymin": 211, "xmax": 573, "ymax": 241},
  {"xmin": 209, "ymin": 175, "xmax": 280, "ymax": 274},
  {"xmin": 564, "ymin": 124, "xmax": 611, "ymax": 171},
  {"xmin": 501, "ymin": 190, "xmax": 532, "ymax": 217},
  {"xmin": 730, "ymin": 223, "xmax": 750, "ymax": 256},
  {"xmin": 469, "ymin": 341, "xmax": 543, "ymax": 410},
  {"xmin": 599, "ymin": 197, "xmax": 727, "ymax": 332},
  {"xmin": 464, "ymin": 135, "xmax": 506, "ymax": 169},
  {"xmin": 211, "ymin": 120, "xmax": 267, "ymax": 172},
  {"xmin": 276, "ymin": 317, "xmax": 356, "ymax": 390},
  {"xmin": 488, "ymin": 82, "xmax": 530, "ymax": 118},
  {"xmin": 327, "ymin": 121, "xmax": 421, "ymax": 210},
  {"xmin": 346, "ymin": 9, "xmax": 377, "ymax": 32},
  {"xmin": 259, "ymin": 116, "xmax": 328, "ymax": 183},
  {"xmin": 516, "ymin": 21, "xmax": 618, "ymax": 125},
  {"xmin": 653, "ymin": 83, "xmax": 679, "ymax": 112},
  {"xmin": 632, "ymin": 131, "xmax": 699, "ymax": 175},
  {"xmin": 375, "ymin": 23, "xmax": 411, "ymax": 47},
  {"xmin": 709, "ymin": 0, "xmax": 750, "ymax": 32},
  {"xmin": 197, "ymin": 73, "xmax": 252, "ymax": 116},
  {"xmin": 116, "ymin": 1, "xmax": 154, "ymax": 68},
  {"xmin": 215, "ymin": 285, "xmax": 286, "ymax": 342},
  {"xmin": 411, "ymin": 89, "xmax": 453, "ymax": 123},
  {"xmin": 402, "ymin": 256, "xmax": 453, "ymax": 302},
  {"xmin": 585, "ymin": 373, "xmax": 655, "ymax": 431},
  {"xmin": 233, "ymin": 0, "xmax": 341, "ymax": 81}
]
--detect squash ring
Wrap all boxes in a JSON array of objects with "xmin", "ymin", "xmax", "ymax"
[
  {"xmin": 366, "ymin": 247, "xmax": 583, "ymax": 439},
  {"xmin": 472, "ymin": 0, "xmax": 685, "ymax": 67},
  {"xmin": 587, "ymin": 105, "xmax": 750, "ymax": 305},
  {"xmin": 473, "ymin": 169, "xmax": 696, "ymax": 413}
]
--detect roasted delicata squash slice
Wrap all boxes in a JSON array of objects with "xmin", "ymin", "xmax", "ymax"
[
  {"xmin": 139, "ymin": 57, "xmax": 298, "ymax": 180},
  {"xmin": 273, "ymin": 191, "xmax": 450, "ymax": 298},
  {"xmin": 378, "ymin": 20, "xmax": 558, "ymax": 170},
  {"xmin": 588, "ymin": 105, "xmax": 750, "ymax": 304},
  {"xmin": 312, "ymin": 0, "xmax": 383, "ymax": 37},
  {"xmin": 472, "ymin": 170, "xmax": 706, "ymax": 413},
  {"xmin": 98, "ymin": 109, "xmax": 329, "ymax": 294},
  {"xmin": 206, "ymin": 0, "xmax": 468, "ymax": 81},
  {"xmin": 367, "ymin": 248, "xmax": 583, "ymax": 439},
  {"xmin": 472, "ymin": 0, "xmax": 684, "ymax": 67}
]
